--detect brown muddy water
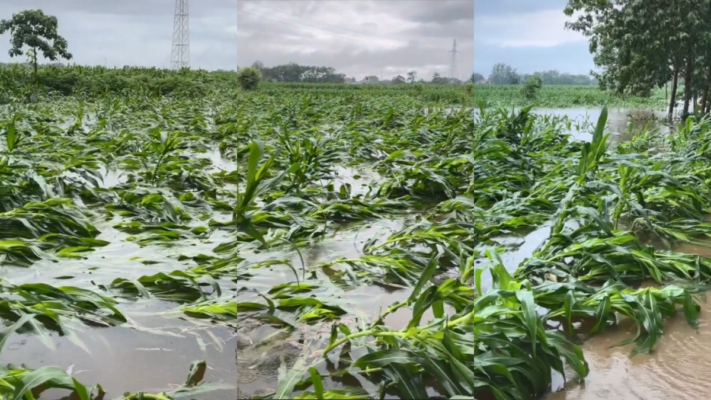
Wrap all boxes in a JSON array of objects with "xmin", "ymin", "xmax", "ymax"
[
  {"xmin": 492, "ymin": 223, "xmax": 711, "ymax": 400},
  {"xmin": 545, "ymin": 237, "xmax": 711, "ymax": 400},
  {"xmin": 546, "ymin": 309, "xmax": 711, "ymax": 400}
]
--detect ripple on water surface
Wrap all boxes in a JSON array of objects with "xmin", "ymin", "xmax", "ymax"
[{"xmin": 547, "ymin": 307, "xmax": 711, "ymax": 400}]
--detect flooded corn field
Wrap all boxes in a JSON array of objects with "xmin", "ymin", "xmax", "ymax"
[
  {"xmin": 232, "ymin": 101, "xmax": 710, "ymax": 400},
  {"xmin": 4, "ymin": 86, "xmax": 711, "ymax": 400}
]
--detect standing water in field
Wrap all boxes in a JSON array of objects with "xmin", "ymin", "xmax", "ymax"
[
  {"xmin": 232, "ymin": 100, "xmax": 711, "ymax": 399},
  {"xmin": 546, "ymin": 305, "xmax": 711, "ymax": 400},
  {"xmin": 475, "ymin": 107, "xmax": 672, "ymax": 142},
  {"xmin": 6, "ymin": 87, "xmax": 711, "ymax": 400},
  {"xmin": 531, "ymin": 107, "xmax": 672, "ymax": 141}
]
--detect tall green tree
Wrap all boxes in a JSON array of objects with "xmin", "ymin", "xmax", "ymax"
[
  {"xmin": 431, "ymin": 71, "xmax": 449, "ymax": 84},
  {"xmin": 0, "ymin": 10, "xmax": 72, "ymax": 81},
  {"xmin": 489, "ymin": 63, "xmax": 520, "ymax": 84},
  {"xmin": 564, "ymin": 0, "xmax": 709, "ymax": 119},
  {"xmin": 407, "ymin": 70, "xmax": 417, "ymax": 83}
]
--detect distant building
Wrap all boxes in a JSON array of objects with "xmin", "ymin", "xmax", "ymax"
[
  {"xmin": 476, "ymin": 79, "xmax": 489, "ymax": 84},
  {"xmin": 344, "ymin": 77, "xmax": 356, "ymax": 83},
  {"xmin": 363, "ymin": 76, "xmax": 379, "ymax": 83}
]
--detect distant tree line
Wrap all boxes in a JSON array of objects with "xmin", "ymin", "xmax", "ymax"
[
  {"xmin": 247, "ymin": 62, "xmax": 469, "ymax": 85},
  {"xmin": 471, "ymin": 63, "xmax": 597, "ymax": 85},
  {"xmin": 250, "ymin": 61, "xmax": 346, "ymax": 83}
]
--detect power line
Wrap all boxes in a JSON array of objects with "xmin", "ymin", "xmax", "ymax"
[
  {"xmin": 449, "ymin": 39, "xmax": 458, "ymax": 80},
  {"xmin": 171, "ymin": 0, "xmax": 190, "ymax": 69}
]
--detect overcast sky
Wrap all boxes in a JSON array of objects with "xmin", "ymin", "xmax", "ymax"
[
  {"xmin": 474, "ymin": 0, "xmax": 594, "ymax": 77},
  {"xmin": 0, "ymin": 0, "xmax": 474, "ymax": 81}
]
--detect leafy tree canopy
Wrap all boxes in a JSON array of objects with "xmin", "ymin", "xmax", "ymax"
[{"xmin": 0, "ymin": 9, "xmax": 72, "ymax": 76}]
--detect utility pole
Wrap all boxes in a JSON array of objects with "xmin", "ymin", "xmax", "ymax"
[
  {"xmin": 235, "ymin": 0, "xmax": 239, "ymax": 72},
  {"xmin": 449, "ymin": 39, "xmax": 458, "ymax": 81},
  {"xmin": 171, "ymin": 0, "xmax": 190, "ymax": 69}
]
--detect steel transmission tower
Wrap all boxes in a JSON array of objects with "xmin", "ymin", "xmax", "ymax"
[
  {"xmin": 449, "ymin": 39, "xmax": 458, "ymax": 80},
  {"xmin": 171, "ymin": 0, "xmax": 190, "ymax": 69}
]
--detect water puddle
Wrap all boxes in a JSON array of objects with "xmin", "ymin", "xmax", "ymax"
[{"xmin": 5, "ymin": 314, "xmax": 237, "ymax": 399}]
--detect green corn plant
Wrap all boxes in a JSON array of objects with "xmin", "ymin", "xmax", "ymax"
[
  {"xmin": 233, "ymin": 141, "xmax": 287, "ymax": 244},
  {"xmin": 577, "ymin": 107, "xmax": 610, "ymax": 184},
  {"xmin": 1, "ymin": 112, "xmax": 23, "ymax": 154},
  {"xmin": 150, "ymin": 128, "xmax": 182, "ymax": 185}
]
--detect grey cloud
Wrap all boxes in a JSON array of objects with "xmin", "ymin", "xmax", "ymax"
[
  {"xmin": 236, "ymin": 0, "xmax": 473, "ymax": 80},
  {"xmin": 409, "ymin": 1, "xmax": 474, "ymax": 24},
  {"xmin": 0, "ymin": 0, "xmax": 235, "ymax": 18},
  {"xmin": 402, "ymin": 19, "xmax": 473, "ymax": 39},
  {"xmin": 474, "ymin": 0, "xmax": 569, "ymax": 17}
]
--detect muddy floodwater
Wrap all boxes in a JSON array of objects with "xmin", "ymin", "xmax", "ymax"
[
  {"xmin": 546, "ymin": 310, "xmax": 711, "ymax": 400},
  {"xmin": 544, "ymin": 239, "xmax": 711, "ymax": 400},
  {"xmin": 533, "ymin": 107, "xmax": 709, "ymax": 400},
  {"xmin": 8, "ymin": 219, "xmax": 238, "ymax": 399}
]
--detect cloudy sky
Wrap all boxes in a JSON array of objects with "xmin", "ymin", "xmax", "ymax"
[
  {"xmin": 474, "ymin": 0, "xmax": 594, "ymax": 77},
  {"xmin": 0, "ymin": 0, "xmax": 474, "ymax": 81}
]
